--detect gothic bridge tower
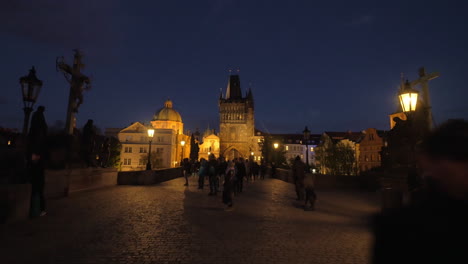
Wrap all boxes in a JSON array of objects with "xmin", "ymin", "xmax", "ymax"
[{"xmin": 218, "ymin": 75, "xmax": 255, "ymax": 160}]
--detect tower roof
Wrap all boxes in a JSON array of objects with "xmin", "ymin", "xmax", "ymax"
[{"xmin": 225, "ymin": 75, "xmax": 242, "ymax": 100}]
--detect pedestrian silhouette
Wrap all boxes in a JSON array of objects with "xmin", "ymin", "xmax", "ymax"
[{"xmin": 27, "ymin": 106, "xmax": 48, "ymax": 217}]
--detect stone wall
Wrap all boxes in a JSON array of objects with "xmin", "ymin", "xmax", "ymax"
[
  {"xmin": 117, "ymin": 167, "xmax": 183, "ymax": 185},
  {"xmin": 1, "ymin": 168, "xmax": 118, "ymax": 223}
]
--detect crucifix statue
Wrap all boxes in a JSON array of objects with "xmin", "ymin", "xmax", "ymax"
[
  {"xmin": 410, "ymin": 67, "xmax": 440, "ymax": 129},
  {"xmin": 56, "ymin": 49, "xmax": 91, "ymax": 135}
]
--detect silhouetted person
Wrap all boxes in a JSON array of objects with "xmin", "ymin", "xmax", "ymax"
[
  {"xmin": 292, "ymin": 156, "xmax": 306, "ymax": 201},
  {"xmin": 207, "ymin": 154, "xmax": 218, "ymax": 195},
  {"xmin": 82, "ymin": 119, "xmax": 96, "ymax": 167},
  {"xmin": 198, "ymin": 158, "xmax": 207, "ymax": 189},
  {"xmin": 372, "ymin": 119, "xmax": 468, "ymax": 264},
  {"xmin": 303, "ymin": 171, "xmax": 317, "ymax": 211},
  {"xmin": 260, "ymin": 161, "xmax": 267, "ymax": 180},
  {"xmin": 182, "ymin": 158, "xmax": 191, "ymax": 186},
  {"xmin": 27, "ymin": 106, "xmax": 48, "ymax": 217},
  {"xmin": 223, "ymin": 161, "xmax": 236, "ymax": 211}
]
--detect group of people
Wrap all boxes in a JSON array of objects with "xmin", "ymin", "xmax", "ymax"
[{"xmin": 181, "ymin": 155, "xmax": 268, "ymax": 211}]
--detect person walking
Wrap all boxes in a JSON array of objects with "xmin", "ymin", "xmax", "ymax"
[
  {"xmin": 182, "ymin": 158, "xmax": 191, "ymax": 186},
  {"xmin": 27, "ymin": 106, "xmax": 48, "ymax": 217},
  {"xmin": 236, "ymin": 158, "xmax": 246, "ymax": 193},
  {"xmin": 372, "ymin": 119, "xmax": 468, "ymax": 264},
  {"xmin": 223, "ymin": 161, "xmax": 236, "ymax": 211},
  {"xmin": 207, "ymin": 154, "xmax": 218, "ymax": 195},
  {"xmin": 303, "ymin": 171, "xmax": 317, "ymax": 211},
  {"xmin": 291, "ymin": 156, "xmax": 306, "ymax": 201},
  {"xmin": 198, "ymin": 158, "xmax": 207, "ymax": 189},
  {"xmin": 260, "ymin": 160, "xmax": 267, "ymax": 180}
]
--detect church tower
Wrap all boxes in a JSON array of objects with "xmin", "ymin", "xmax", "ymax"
[{"xmin": 219, "ymin": 74, "xmax": 255, "ymax": 160}]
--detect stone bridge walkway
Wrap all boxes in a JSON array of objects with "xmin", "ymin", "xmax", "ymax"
[{"xmin": 1, "ymin": 176, "xmax": 380, "ymax": 264}]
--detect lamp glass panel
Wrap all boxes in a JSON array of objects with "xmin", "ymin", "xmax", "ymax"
[
  {"xmin": 147, "ymin": 129, "xmax": 155, "ymax": 137},
  {"xmin": 399, "ymin": 92, "xmax": 418, "ymax": 112}
]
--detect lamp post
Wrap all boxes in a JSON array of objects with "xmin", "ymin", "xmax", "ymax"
[
  {"xmin": 303, "ymin": 126, "xmax": 311, "ymax": 170},
  {"xmin": 180, "ymin": 140, "xmax": 185, "ymax": 163},
  {"xmin": 19, "ymin": 67, "xmax": 43, "ymax": 136},
  {"xmin": 381, "ymin": 80, "xmax": 420, "ymax": 212},
  {"xmin": 273, "ymin": 142, "xmax": 279, "ymax": 165},
  {"xmin": 146, "ymin": 129, "xmax": 155, "ymax": 170}
]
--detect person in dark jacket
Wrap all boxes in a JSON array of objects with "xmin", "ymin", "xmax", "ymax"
[
  {"xmin": 372, "ymin": 119, "xmax": 468, "ymax": 264},
  {"xmin": 182, "ymin": 158, "xmax": 191, "ymax": 186},
  {"xmin": 207, "ymin": 154, "xmax": 218, "ymax": 195},
  {"xmin": 27, "ymin": 106, "xmax": 48, "ymax": 217},
  {"xmin": 235, "ymin": 158, "xmax": 246, "ymax": 194},
  {"xmin": 223, "ymin": 161, "xmax": 236, "ymax": 211},
  {"xmin": 292, "ymin": 156, "xmax": 306, "ymax": 201},
  {"xmin": 198, "ymin": 158, "xmax": 207, "ymax": 189}
]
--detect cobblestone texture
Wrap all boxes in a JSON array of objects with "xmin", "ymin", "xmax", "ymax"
[{"xmin": 1, "ymin": 177, "xmax": 379, "ymax": 264}]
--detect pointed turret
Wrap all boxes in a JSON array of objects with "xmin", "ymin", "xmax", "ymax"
[
  {"xmin": 247, "ymin": 88, "xmax": 253, "ymax": 100},
  {"xmin": 225, "ymin": 75, "xmax": 242, "ymax": 100}
]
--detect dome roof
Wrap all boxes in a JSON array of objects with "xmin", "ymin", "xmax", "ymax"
[{"xmin": 152, "ymin": 100, "xmax": 182, "ymax": 122}]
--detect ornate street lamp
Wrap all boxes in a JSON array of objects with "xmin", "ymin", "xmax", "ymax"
[
  {"xmin": 180, "ymin": 140, "xmax": 186, "ymax": 163},
  {"xmin": 19, "ymin": 67, "xmax": 43, "ymax": 136},
  {"xmin": 303, "ymin": 126, "xmax": 311, "ymax": 169},
  {"xmin": 146, "ymin": 129, "xmax": 155, "ymax": 170},
  {"xmin": 398, "ymin": 80, "xmax": 419, "ymax": 114}
]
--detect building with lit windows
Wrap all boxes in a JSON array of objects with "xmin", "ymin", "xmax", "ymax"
[{"xmin": 118, "ymin": 100, "xmax": 189, "ymax": 171}]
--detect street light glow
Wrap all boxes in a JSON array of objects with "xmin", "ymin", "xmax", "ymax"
[
  {"xmin": 147, "ymin": 128, "xmax": 155, "ymax": 138},
  {"xmin": 273, "ymin": 143, "xmax": 279, "ymax": 149},
  {"xmin": 399, "ymin": 80, "xmax": 419, "ymax": 113}
]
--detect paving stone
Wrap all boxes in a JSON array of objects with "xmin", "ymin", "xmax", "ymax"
[{"xmin": 0, "ymin": 176, "xmax": 379, "ymax": 264}]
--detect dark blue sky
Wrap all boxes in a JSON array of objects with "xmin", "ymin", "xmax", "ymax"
[{"xmin": 1, "ymin": 0, "xmax": 467, "ymax": 134}]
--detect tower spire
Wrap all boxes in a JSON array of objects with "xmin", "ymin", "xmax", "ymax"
[{"xmin": 225, "ymin": 74, "xmax": 242, "ymax": 99}]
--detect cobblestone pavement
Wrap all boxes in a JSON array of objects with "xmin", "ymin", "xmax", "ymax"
[{"xmin": 1, "ymin": 176, "xmax": 380, "ymax": 264}]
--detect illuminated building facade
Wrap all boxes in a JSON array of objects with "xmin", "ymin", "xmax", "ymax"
[
  {"xmin": 218, "ymin": 75, "xmax": 262, "ymax": 160},
  {"xmin": 118, "ymin": 100, "xmax": 189, "ymax": 171}
]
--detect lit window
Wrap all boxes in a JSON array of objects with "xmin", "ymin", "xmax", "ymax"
[
  {"xmin": 124, "ymin": 147, "xmax": 133, "ymax": 153},
  {"xmin": 124, "ymin": 158, "xmax": 132, "ymax": 165},
  {"xmin": 286, "ymin": 146, "xmax": 289, "ymax": 151},
  {"xmin": 310, "ymin": 147, "xmax": 314, "ymax": 152}
]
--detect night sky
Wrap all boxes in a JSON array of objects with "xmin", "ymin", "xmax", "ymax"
[{"xmin": 1, "ymin": 0, "xmax": 467, "ymax": 135}]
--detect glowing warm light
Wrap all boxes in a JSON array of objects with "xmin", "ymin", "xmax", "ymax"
[
  {"xmin": 273, "ymin": 143, "xmax": 279, "ymax": 149},
  {"xmin": 312, "ymin": 169, "xmax": 316, "ymax": 173},
  {"xmin": 208, "ymin": 152, "xmax": 211, "ymax": 155},
  {"xmin": 398, "ymin": 81, "xmax": 419, "ymax": 113},
  {"xmin": 181, "ymin": 140, "xmax": 186, "ymax": 146},
  {"xmin": 7, "ymin": 140, "xmax": 11, "ymax": 146},
  {"xmin": 310, "ymin": 147, "xmax": 314, "ymax": 152},
  {"xmin": 399, "ymin": 92, "xmax": 418, "ymax": 112},
  {"xmin": 147, "ymin": 129, "xmax": 155, "ymax": 138},
  {"xmin": 251, "ymin": 152, "xmax": 254, "ymax": 156}
]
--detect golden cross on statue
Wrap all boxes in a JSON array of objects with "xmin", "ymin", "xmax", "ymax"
[{"xmin": 410, "ymin": 67, "xmax": 440, "ymax": 129}]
